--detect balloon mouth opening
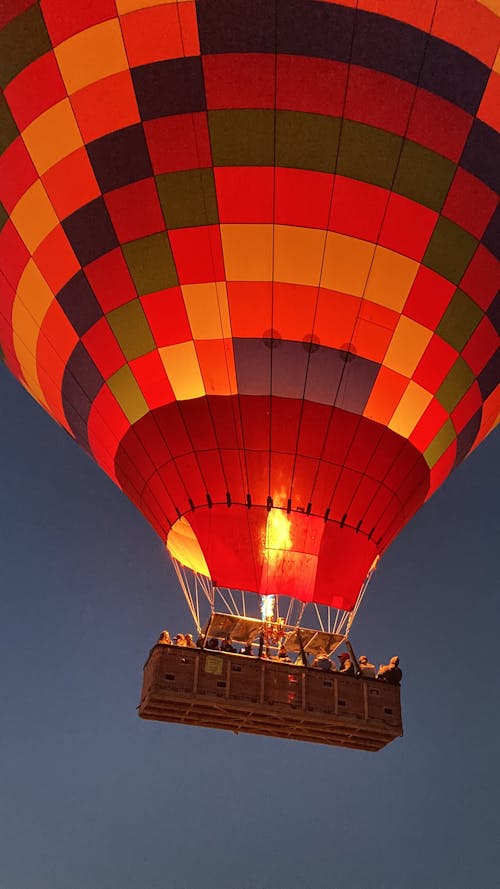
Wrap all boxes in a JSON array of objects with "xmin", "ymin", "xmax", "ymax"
[{"xmin": 166, "ymin": 503, "xmax": 379, "ymax": 612}]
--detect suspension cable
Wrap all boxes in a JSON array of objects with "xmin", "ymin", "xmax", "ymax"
[{"xmin": 172, "ymin": 559, "xmax": 201, "ymax": 632}]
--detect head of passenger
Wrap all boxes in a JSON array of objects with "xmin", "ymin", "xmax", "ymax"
[{"xmin": 359, "ymin": 655, "xmax": 368, "ymax": 664}]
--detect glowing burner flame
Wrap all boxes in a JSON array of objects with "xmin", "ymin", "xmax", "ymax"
[
  {"xmin": 264, "ymin": 507, "xmax": 292, "ymax": 560},
  {"xmin": 260, "ymin": 594, "xmax": 275, "ymax": 621},
  {"xmin": 260, "ymin": 507, "xmax": 293, "ymax": 620}
]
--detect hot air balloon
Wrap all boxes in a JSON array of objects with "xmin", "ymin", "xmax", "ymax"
[{"xmin": 0, "ymin": 0, "xmax": 498, "ymax": 749}]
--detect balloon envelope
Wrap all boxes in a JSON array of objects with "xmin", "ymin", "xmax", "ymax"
[{"xmin": 0, "ymin": 0, "xmax": 498, "ymax": 610}]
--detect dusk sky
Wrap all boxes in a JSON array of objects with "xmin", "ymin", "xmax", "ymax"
[{"xmin": 1, "ymin": 363, "xmax": 498, "ymax": 889}]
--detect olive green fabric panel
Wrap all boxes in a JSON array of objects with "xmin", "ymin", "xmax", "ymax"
[
  {"xmin": 122, "ymin": 233, "xmax": 178, "ymax": 295},
  {"xmin": 107, "ymin": 299, "xmax": 156, "ymax": 361},
  {"xmin": 276, "ymin": 111, "xmax": 341, "ymax": 172},
  {"xmin": 337, "ymin": 121, "xmax": 402, "ymax": 189},
  {"xmin": 0, "ymin": 4, "xmax": 52, "ymax": 89},
  {"xmin": 208, "ymin": 110, "xmax": 275, "ymax": 166},
  {"xmin": 436, "ymin": 289, "xmax": 483, "ymax": 351},
  {"xmin": 436, "ymin": 357, "xmax": 475, "ymax": 412},
  {"xmin": 394, "ymin": 141, "xmax": 456, "ymax": 212},
  {"xmin": 424, "ymin": 418, "xmax": 456, "ymax": 468},
  {"xmin": 0, "ymin": 92, "xmax": 19, "ymax": 154},
  {"xmin": 156, "ymin": 168, "xmax": 219, "ymax": 229},
  {"xmin": 107, "ymin": 366, "xmax": 149, "ymax": 424},
  {"xmin": 423, "ymin": 217, "xmax": 478, "ymax": 284}
]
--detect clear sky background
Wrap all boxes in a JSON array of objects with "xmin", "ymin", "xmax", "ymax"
[{"xmin": 1, "ymin": 365, "xmax": 498, "ymax": 889}]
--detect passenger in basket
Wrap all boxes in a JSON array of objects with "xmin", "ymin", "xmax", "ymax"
[
  {"xmin": 206, "ymin": 637, "xmax": 220, "ymax": 650},
  {"xmin": 221, "ymin": 635, "xmax": 236, "ymax": 653},
  {"xmin": 277, "ymin": 641, "xmax": 290, "ymax": 662},
  {"xmin": 196, "ymin": 634, "xmax": 205, "ymax": 648},
  {"xmin": 174, "ymin": 633, "xmax": 187, "ymax": 646},
  {"xmin": 377, "ymin": 656, "xmax": 402, "ymax": 684},
  {"xmin": 337, "ymin": 652, "xmax": 355, "ymax": 675},
  {"xmin": 185, "ymin": 633, "xmax": 196, "ymax": 648},
  {"xmin": 241, "ymin": 641, "xmax": 253, "ymax": 656},
  {"xmin": 358, "ymin": 655, "xmax": 376, "ymax": 678},
  {"xmin": 157, "ymin": 630, "xmax": 172, "ymax": 645},
  {"xmin": 312, "ymin": 653, "xmax": 334, "ymax": 671}
]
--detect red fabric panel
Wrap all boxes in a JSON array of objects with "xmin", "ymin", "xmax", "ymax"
[
  {"xmin": 156, "ymin": 462, "xmax": 190, "ymax": 516},
  {"xmin": 269, "ymin": 451, "xmax": 295, "ymax": 503},
  {"xmin": 41, "ymin": 0, "xmax": 116, "ymax": 43},
  {"xmin": 188, "ymin": 505, "xmax": 264, "ymax": 592},
  {"xmin": 275, "ymin": 168, "xmax": 333, "ymax": 229},
  {"xmin": 407, "ymin": 90, "xmax": 472, "ymax": 162},
  {"xmin": 297, "ymin": 401, "xmax": 331, "ymax": 459},
  {"xmin": 451, "ymin": 381, "xmax": 482, "ymax": 434},
  {"xmin": 0, "ymin": 137, "xmax": 38, "ymax": 212},
  {"xmin": 180, "ymin": 398, "xmax": 219, "ymax": 450},
  {"xmin": 459, "ymin": 245, "xmax": 499, "ymax": 311},
  {"xmin": 289, "ymin": 454, "xmax": 320, "ymax": 509},
  {"xmin": 196, "ymin": 449, "xmax": 227, "ymax": 498},
  {"xmin": 85, "ymin": 249, "xmax": 137, "ymax": 312},
  {"xmin": 169, "ymin": 226, "xmax": 224, "ymax": 284},
  {"xmin": 348, "ymin": 476, "xmax": 381, "ymax": 528},
  {"xmin": 203, "ymin": 53, "xmax": 275, "ymax": 109},
  {"xmin": 208, "ymin": 395, "xmax": 244, "ymax": 450},
  {"xmin": 276, "ymin": 55, "xmax": 347, "ymax": 116},
  {"xmin": 330, "ymin": 176, "xmax": 387, "ymax": 241},
  {"xmin": 215, "ymin": 166, "xmax": 274, "ymax": 223},
  {"xmin": 380, "ymin": 192, "xmax": 438, "ymax": 261},
  {"xmin": 239, "ymin": 395, "xmax": 270, "ymax": 450},
  {"xmin": 217, "ymin": 448, "xmax": 247, "ymax": 503},
  {"xmin": 155, "ymin": 402, "xmax": 192, "ymax": 456},
  {"xmin": 403, "ymin": 265, "xmax": 455, "ymax": 328},
  {"xmin": 443, "ymin": 167, "xmax": 498, "ymax": 240},
  {"xmin": 0, "ymin": 220, "xmax": 30, "ymax": 289},
  {"xmin": 427, "ymin": 443, "xmax": 457, "ymax": 498},
  {"xmin": 345, "ymin": 66, "xmax": 414, "ymax": 136},
  {"xmin": 245, "ymin": 450, "xmax": 269, "ymax": 504},
  {"xmin": 144, "ymin": 113, "xmax": 212, "ymax": 175},
  {"xmin": 309, "ymin": 461, "xmax": 342, "ymax": 515},
  {"xmin": 315, "ymin": 524, "xmax": 378, "ymax": 610},
  {"xmin": 4, "ymin": 50, "xmax": 67, "ymax": 130}
]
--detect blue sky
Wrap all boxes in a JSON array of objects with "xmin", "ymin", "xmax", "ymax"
[{"xmin": 1, "ymin": 366, "xmax": 498, "ymax": 889}]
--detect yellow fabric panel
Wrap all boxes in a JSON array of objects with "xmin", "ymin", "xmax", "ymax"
[
  {"xmin": 196, "ymin": 338, "xmax": 237, "ymax": 396},
  {"xmin": 365, "ymin": 246, "xmax": 419, "ymax": 311},
  {"xmin": 182, "ymin": 281, "xmax": 231, "ymax": 340},
  {"xmin": 383, "ymin": 315, "xmax": 433, "ymax": 377},
  {"xmin": 388, "ymin": 381, "xmax": 433, "ymax": 439},
  {"xmin": 12, "ymin": 260, "xmax": 54, "ymax": 408},
  {"xmin": 274, "ymin": 225, "xmax": 326, "ymax": 286},
  {"xmin": 166, "ymin": 516, "xmax": 211, "ymax": 577},
  {"xmin": 160, "ymin": 341, "xmax": 205, "ymax": 400},
  {"xmin": 10, "ymin": 181, "xmax": 59, "ymax": 253},
  {"xmin": 221, "ymin": 224, "xmax": 273, "ymax": 281},
  {"xmin": 320, "ymin": 233, "xmax": 375, "ymax": 296},
  {"xmin": 54, "ymin": 20, "xmax": 129, "ymax": 94},
  {"xmin": 107, "ymin": 366, "xmax": 149, "ymax": 424},
  {"xmin": 22, "ymin": 100, "xmax": 83, "ymax": 176}
]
